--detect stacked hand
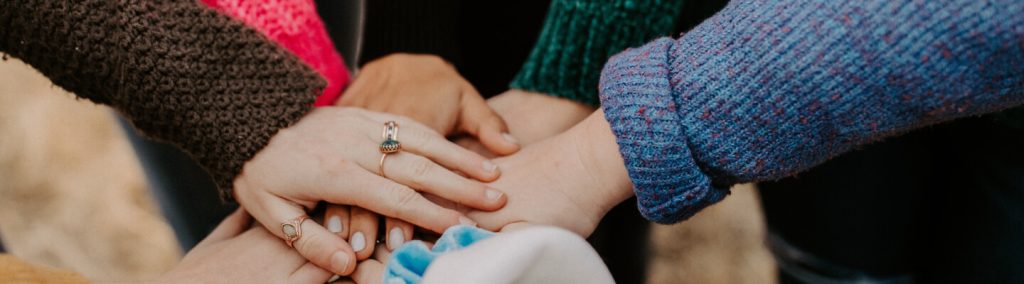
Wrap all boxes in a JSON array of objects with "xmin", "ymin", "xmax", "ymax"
[{"xmin": 225, "ymin": 53, "xmax": 633, "ymax": 283}]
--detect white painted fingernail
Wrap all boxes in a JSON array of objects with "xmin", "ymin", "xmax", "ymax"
[
  {"xmin": 486, "ymin": 188, "xmax": 503, "ymax": 200},
  {"xmin": 327, "ymin": 215, "xmax": 343, "ymax": 234},
  {"xmin": 388, "ymin": 278, "xmax": 407, "ymax": 284},
  {"xmin": 458, "ymin": 216, "xmax": 477, "ymax": 227},
  {"xmin": 351, "ymin": 232, "xmax": 366, "ymax": 252},
  {"xmin": 328, "ymin": 275, "xmax": 341, "ymax": 283},
  {"xmin": 502, "ymin": 132, "xmax": 519, "ymax": 145},
  {"xmin": 482, "ymin": 160, "xmax": 498, "ymax": 173},
  {"xmin": 388, "ymin": 227, "xmax": 405, "ymax": 250}
]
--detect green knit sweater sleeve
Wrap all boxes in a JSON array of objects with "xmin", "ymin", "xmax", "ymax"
[{"xmin": 510, "ymin": 0, "xmax": 683, "ymax": 106}]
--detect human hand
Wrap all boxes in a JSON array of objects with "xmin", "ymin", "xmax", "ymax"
[
  {"xmin": 233, "ymin": 107, "xmax": 508, "ymax": 275},
  {"xmin": 339, "ymin": 53, "xmax": 519, "ymax": 155},
  {"xmin": 456, "ymin": 89, "xmax": 595, "ymax": 157},
  {"xmin": 150, "ymin": 209, "xmax": 332, "ymax": 284},
  {"xmin": 467, "ymin": 110, "xmax": 633, "ymax": 236}
]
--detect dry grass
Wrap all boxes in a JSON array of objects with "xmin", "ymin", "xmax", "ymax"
[
  {"xmin": 0, "ymin": 58, "xmax": 179, "ymax": 282},
  {"xmin": 0, "ymin": 56, "xmax": 773, "ymax": 283}
]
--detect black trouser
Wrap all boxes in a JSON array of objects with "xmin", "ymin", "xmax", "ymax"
[{"xmin": 760, "ymin": 115, "xmax": 1024, "ymax": 283}]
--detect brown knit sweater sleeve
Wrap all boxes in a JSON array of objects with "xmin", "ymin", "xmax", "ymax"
[{"xmin": 0, "ymin": 0, "xmax": 324, "ymax": 200}]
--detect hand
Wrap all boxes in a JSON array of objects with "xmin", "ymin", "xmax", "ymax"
[
  {"xmin": 339, "ymin": 53, "xmax": 519, "ymax": 155},
  {"xmin": 467, "ymin": 110, "xmax": 633, "ymax": 236},
  {"xmin": 457, "ymin": 89, "xmax": 595, "ymax": 156},
  {"xmin": 233, "ymin": 107, "xmax": 507, "ymax": 275},
  {"xmin": 151, "ymin": 210, "xmax": 332, "ymax": 284}
]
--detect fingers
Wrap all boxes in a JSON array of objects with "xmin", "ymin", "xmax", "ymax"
[
  {"xmin": 385, "ymin": 217, "xmax": 413, "ymax": 251},
  {"xmin": 318, "ymin": 169, "xmax": 472, "ymax": 233},
  {"xmin": 324, "ymin": 205, "xmax": 351, "ymax": 238},
  {"xmin": 348, "ymin": 207, "xmax": 378, "ymax": 260},
  {"xmin": 387, "ymin": 117, "xmax": 502, "ymax": 182},
  {"xmin": 381, "ymin": 152, "xmax": 506, "ymax": 211},
  {"xmin": 350, "ymin": 258, "xmax": 386, "ymax": 284},
  {"xmin": 196, "ymin": 208, "xmax": 250, "ymax": 247},
  {"xmin": 289, "ymin": 262, "xmax": 334, "ymax": 284},
  {"xmin": 458, "ymin": 87, "xmax": 520, "ymax": 156},
  {"xmin": 251, "ymin": 194, "xmax": 357, "ymax": 276}
]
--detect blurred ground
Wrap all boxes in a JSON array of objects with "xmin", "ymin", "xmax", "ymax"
[{"xmin": 0, "ymin": 56, "xmax": 774, "ymax": 283}]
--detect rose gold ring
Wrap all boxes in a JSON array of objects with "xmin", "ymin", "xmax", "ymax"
[{"xmin": 281, "ymin": 215, "xmax": 310, "ymax": 248}]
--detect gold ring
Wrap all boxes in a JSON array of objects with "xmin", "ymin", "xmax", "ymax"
[
  {"xmin": 379, "ymin": 153, "xmax": 389, "ymax": 177},
  {"xmin": 380, "ymin": 121, "xmax": 401, "ymax": 154},
  {"xmin": 281, "ymin": 215, "xmax": 310, "ymax": 248}
]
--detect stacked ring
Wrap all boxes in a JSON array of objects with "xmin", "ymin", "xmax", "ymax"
[{"xmin": 379, "ymin": 121, "xmax": 401, "ymax": 177}]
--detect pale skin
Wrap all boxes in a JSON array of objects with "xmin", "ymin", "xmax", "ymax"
[
  {"xmin": 235, "ymin": 51, "xmax": 620, "ymax": 280},
  {"xmin": 232, "ymin": 107, "xmax": 509, "ymax": 276},
  {"xmin": 142, "ymin": 209, "xmax": 333, "ymax": 284}
]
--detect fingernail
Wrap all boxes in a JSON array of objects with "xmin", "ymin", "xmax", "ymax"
[
  {"xmin": 458, "ymin": 216, "xmax": 477, "ymax": 227},
  {"xmin": 330, "ymin": 251, "xmax": 350, "ymax": 274},
  {"xmin": 482, "ymin": 160, "xmax": 498, "ymax": 173},
  {"xmin": 485, "ymin": 188, "xmax": 503, "ymax": 200},
  {"xmin": 388, "ymin": 228, "xmax": 405, "ymax": 250},
  {"xmin": 351, "ymin": 232, "xmax": 366, "ymax": 252},
  {"xmin": 327, "ymin": 215, "xmax": 343, "ymax": 234},
  {"xmin": 328, "ymin": 275, "xmax": 341, "ymax": 283},
  {"xmin": 502, "ymin": 132, "xmax": 519, "ymax": 145}
]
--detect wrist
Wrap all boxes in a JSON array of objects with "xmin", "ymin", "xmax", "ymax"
[{"xmin": 568, "ymin": 110, "xmax": 634, "ymax": 214}]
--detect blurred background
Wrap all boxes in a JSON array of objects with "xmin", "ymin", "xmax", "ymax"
[{"xmin": 0, "ymin": 55, "xmax": 774, "ymax": 283}]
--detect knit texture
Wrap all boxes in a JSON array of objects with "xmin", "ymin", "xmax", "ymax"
[
  {"xmin": 0, "ymin": 0, "xmax": 324, "ymax": 201},
  {"xmin": 201, "ymin": 0, "xmax": 350, "ymax": 106},
  {"xmin": 599, "ymin": 0, "xmax": 1024, "ymax": 223},
  {"xmin": 359, "ymin": 0, "xmax": 462, "ymax": 66},
  {"xmin": 0, "ymin": 255, "xmax": 89, "ymax": 284},
  {"xmin": 511, "ymin": 0, "xmax": 683, "ymax": 106}
]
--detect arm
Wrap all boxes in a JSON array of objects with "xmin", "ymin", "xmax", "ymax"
[
  {"xmin": 600, "ymin": 0, "xmax": 1024, "ymax": 223},
  {"xmin": 510, "ymin": 0, "xmax": 684, "ymax": 107},
  {"xmin": 0, "ymin": 0, "xmax": 323, "ymax": 200},
  {"xmin": 483, "ymin": 0, "xmax": 683, "ymax": 149}
]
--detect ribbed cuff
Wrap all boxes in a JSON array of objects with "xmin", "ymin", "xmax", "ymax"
[
  {"xmin": 598, "ymin": 38, "xmax": 729, "ymax": 224},
  {"xmin": 511, "ymin": 0, "xmax": 683, "ymax": 106},
  {"xmin": 358, "ymin": 0, "xmax": 461, "ymax": 66}
]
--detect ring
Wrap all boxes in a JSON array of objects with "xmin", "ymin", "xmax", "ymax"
[
  {"xmin": 281, "ymin": 215, "xmax": 310, "ymax": 248},
  {"xmin": 378, "ymin": 121, "xmax": 401, "ymax": 177},
  {"xmin": 379, "ymin": 121, "xmax": 401, "ymax": 154}
]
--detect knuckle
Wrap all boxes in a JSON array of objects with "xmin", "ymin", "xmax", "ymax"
[
  {"xmin": 296, "ymin": 232, "xmax": 332, "ymax": 262},
  {"xmin": 391, "ymin": 189, "xmax": 421, "ymax": 219},
  {"xmin": 407, "ymin": 157, "xmax": 433, "ymax": 186}
]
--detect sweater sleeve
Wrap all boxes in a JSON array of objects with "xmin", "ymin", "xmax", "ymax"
[
  {"xmin": 358, "ymin": 0, "xmax": 462, "ymax": 66},
  {"xmin": 0, "ymin": 0, "xmax": 324, "ymax": 201},
  {"xmin": 599, "ymin": 0, "xmax": 1024, "ymax": 223},
  {"xmin": 510, "ymin": 0, "xmax": 684, "ymax": 106}
]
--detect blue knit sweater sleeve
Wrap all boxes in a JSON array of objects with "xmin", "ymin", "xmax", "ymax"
[{"xmin": 599, "ymin": 0, "xmax": 1024, "ymax": 224}]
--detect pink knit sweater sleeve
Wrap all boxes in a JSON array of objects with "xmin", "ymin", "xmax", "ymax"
[{"xmin": 201, "ymin": 0, "xmax": 350, "ymax": 106}]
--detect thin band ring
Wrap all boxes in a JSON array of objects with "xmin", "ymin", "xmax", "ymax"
[
  {"xmin": 378, "ymin": 121, "xmax": 401, "ymax": 177},
  {"xmin": 281, "ymin": 215, "xmax": 310, "ymax": 248}
]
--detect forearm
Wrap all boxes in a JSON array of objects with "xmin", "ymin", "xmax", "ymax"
[
  {"xmin": 0, "ymin": 0, "xmax": 324, "ymax": 199},
  {"xmin": 600, "ymin": 0, "xmax": 1024, "ymax": 223},
  {"xmin": 510, "ymin": 0, "xmax": 684, "ymax": 106}
]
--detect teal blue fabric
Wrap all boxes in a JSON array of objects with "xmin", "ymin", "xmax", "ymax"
[{"xmin": 383, "ymin": 225, "xmax": 495, "ymax": 284}]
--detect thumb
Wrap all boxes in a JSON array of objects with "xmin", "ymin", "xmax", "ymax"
[{"xmin": 458, "ymin": 88, "xmax": 520, "ymax": 156}]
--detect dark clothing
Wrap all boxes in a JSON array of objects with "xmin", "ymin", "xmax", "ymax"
[
  {"xmin": 761, "ymin": 115, "xmax": 1024, "ymax": 283},
  {"xmin": 0, "ymin": 0, "xmax": 324, "ymax": 201}
]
